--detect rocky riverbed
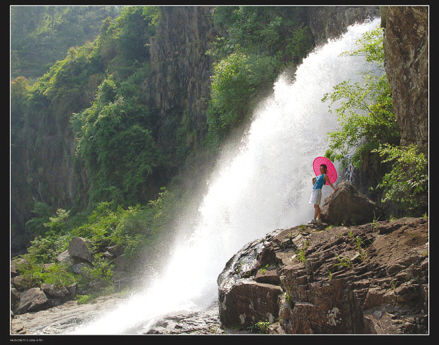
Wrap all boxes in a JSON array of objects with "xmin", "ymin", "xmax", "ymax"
[{"xmin": 11, "ymin": 293, "xmax": 229, "ymax": 335}]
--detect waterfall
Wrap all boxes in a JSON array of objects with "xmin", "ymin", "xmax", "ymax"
[{"xmin": 70, "ymin": 18, "xmax": 381, "ymax": 335}]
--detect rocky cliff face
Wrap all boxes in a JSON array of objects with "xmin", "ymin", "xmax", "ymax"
[
  {"xmin": 381, "ymin": 6, "xmax": 428, "ymax": 154},
  {"xmin": 147, "ymin": 6, "xmax": 215, "ymax": 159},
  {"xmin": 218, "ymin": 217, "xmax": 428, "ymax": 334},
  {"xmin": 11, "ymin": 88, "xmax": 90, "ymax": 255},
  {"xmin": 305, "ymin": 6, "xmax": 380, "ymax": 46},
  {"xmin": 11, "ymin": 6, "xmax": 216, "ymax": 255}
]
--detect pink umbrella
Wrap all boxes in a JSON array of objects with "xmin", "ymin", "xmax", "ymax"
[{"xmin": 313, "ymin": 156, "xmax": 337, "ymax": 185}]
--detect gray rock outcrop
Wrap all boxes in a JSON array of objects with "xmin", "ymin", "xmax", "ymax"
[
  {"xmin": 306, "ymin": 6, "xmax": 380, "ymax": 46},
  {"xmin": 14, "ymin": 288, "xmax": 48, "ymax": 314},
  {"xmin": 320, "ymin": 181, "xmax": 385, "ymax": 225},
  {"xmin": 68, "ymin": 237, "xmax": 94, "ymax": 264},
  {"xmin": 381, "ymin": 6, "xmax": 428, "ymax": 154},
  {"xmin": 218, "ymin": 217, "xmax": 428, "ymax": 334}
]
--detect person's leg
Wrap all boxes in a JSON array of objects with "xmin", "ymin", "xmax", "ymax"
[{"xmin": 314, "ymin": 204, "xmax": 320, "ymax": 220}]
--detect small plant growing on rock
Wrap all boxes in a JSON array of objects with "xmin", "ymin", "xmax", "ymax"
[
  {"xmin": 296, "ymin": 249, "xmax": 306, "ymax": 264},
  {"xmin": 356, "ymin": 236, "xmax": 363, "ymax": 250},
  {"xmin": 356, "ymin": 237, "xmax": 368, "ymax": 261},
  {"xmin": 333, "ymin": 255, "xmax": 352, "ymax": 270},
  {"xmin": 248, "ymin": 321, "xmax": 270, "ymax": 334},
  {"xmin": 285, "ymin": 286, "xmax": 293, "ymax": 308},
  {"xmin": 390, "ymin": 279, "xmax": 398, "ymax": 292}
]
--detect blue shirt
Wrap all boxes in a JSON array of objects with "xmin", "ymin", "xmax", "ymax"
[{"xmin": 313, "ymin": 174, "xmax": 326, "ymax": 190}]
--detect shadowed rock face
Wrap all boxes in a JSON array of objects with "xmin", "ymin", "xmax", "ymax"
[
  {"xmin": 381, "ymin": 6, "xmax": 428, "ymax": 154},
  {"xmin": 218, "ymin": 217, "xmax": 428, "ymax": 334}
]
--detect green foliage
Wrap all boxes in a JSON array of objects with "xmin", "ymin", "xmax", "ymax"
[
  {"xmin": 341, "ymin": 26, "xmax": 385, "ymax": 68},
  {"xmin": 285, "ymin": 286, "xmax": 293, "ymax": 307},
  {"xmin": 25, "ymin": 232, "xmax": 69, "ymax": 264},
  {"xmin": 209, "ymin": 6, "xmax": 312, "ymax": 63},
  {"xmin": 71, "ymin": 72, "xmax": 163, "ymax": 207},
  {"xmin": 15, "ymin": 187, "xmax": 177, "ymax": 293},
  {"xmin": 25, "ymin": 202, "xmax": 52, "ymax": 236},
  {"xmin": 247, "ymin": 321, "xmax": 271, "ymax": 334},
  {"xmin": 42, "ymin": 263, "xmax": 77, "ymax": 288},
  {"xmin": 15, "ymin": 256, "xmax": 45, "ymax": 289},
  {"xmin": 321, "ymin": 24, "xmax": 427, "ymax": 217},
  {"xmin": 373, "ymin": 144, "xmax": 428, "ymax": 216},
  {"xmin": 206, "ymin": 6, "xmax": 313, "ymax": 147},
  {"xmin": 43, "ymin": 209, "xmax": 70, "ymax": 234},
  {"xmin": 322, "ymin": 26, "xmax": 399, "ymax": 170},
  {"xmin": 206, "ymin": 52, "xmax": 278, "ymax": 145},
  {"xmin": 296, "ymin": 248, "xmax": 306, "ymax": 264},
  {"xmin": 77, "ymin": 254, "xmax": 114, "ymax": 291},
  {"xmin": 333, "ymin": 256, "xmax": 352, "ymax": 270},
  {"xmin": 15, "ymin": 255, "xmax": 76, "ymax": 290},
  {"xmin": 11, "ymin": 6, "xmax": 121, "ymax": 79},
  {"xmin": 76, "ymin": 294, "xmax": 93, "ymax": 305}
]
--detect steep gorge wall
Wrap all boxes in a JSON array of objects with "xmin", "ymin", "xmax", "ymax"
[
  {"xmin": 381, "ymin": 6, "xmax": 428, "ymax": 155},
  {"xmin": 11, "ymin": 90, "xmax": 90, "ymax": 254},
  {"xmin": 147, "ymin": 6, "xmax": 215, "ymax": 165}
]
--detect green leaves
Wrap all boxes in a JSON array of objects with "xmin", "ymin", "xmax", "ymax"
[
  {"xmin": 206, "ymin": 6, "xmax": 312, "ymax": 146},
  {"xmin": 340, "ymin": 26, "xmax": 385, "ymax": 68},
  {"xmin": 322, "ymin": 25, "xmax": 399, "ymax": 169},
  {"xmin": 71, "ymin": 71, "xmax": 162, "ymax": 207},
  {"xmin": 373, "ymin": 144, "xmax": 428, "ymax": 215},
  {"xmin": 324, "ymin": 25, "xmax": 427, "ymax": 217}
]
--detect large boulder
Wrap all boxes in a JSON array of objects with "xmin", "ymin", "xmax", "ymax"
[
  {"xmin": 56, "ymin": 250, "xmax": 74, "ymax": 265},
  {"xmin": 219, "ymin": 280, "xmax": 283, "ymax": 328},
  {"xmin": 41, "ymin": 282, "xmax": 78, "ymax": 302},
  {"xmin": 14, "ymin": 288, "xmax": 48, "ymax": 314},
  {"xmin": 68, "ymin": 237, "xmax": 94, "ymax": 264},
  {"xmin": 41, "ymin": 283, "xmax": 70, "ymax": 300},
  {"xmin": 320, "ymin": 181, "xmax": 384, "ymax": 225}
]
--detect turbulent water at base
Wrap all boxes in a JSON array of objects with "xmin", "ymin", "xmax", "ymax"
[{"xmin": 70, "ymin": 18, "xmax": 381, "ymax": 335}]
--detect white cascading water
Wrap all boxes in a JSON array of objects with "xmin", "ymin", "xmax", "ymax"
[{"xmin": 70, "ymin": 18, "xmax": 381, "ymax": 334}]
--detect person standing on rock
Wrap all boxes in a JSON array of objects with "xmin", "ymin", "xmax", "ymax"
[{"xmin": 308, "ymin": 164, "xmax": 338, "ymax": 224}]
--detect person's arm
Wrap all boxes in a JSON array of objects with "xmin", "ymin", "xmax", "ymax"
[
  {"xmin": 324, "ymin": 175, "xmax": 339, "ymax": 191},
  {"xmin": 312, "ymin": 177, "xmax": 316, "ymax": 185}
]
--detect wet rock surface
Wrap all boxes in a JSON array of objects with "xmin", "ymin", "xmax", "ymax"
[
  {"xmin": 11, "ymin": 294, "xmax": 127, "ymax": 335},
  {"xmin": 145, "ymin": 303, "xmax": 225, "ymax": 335},
  {"xmin": 218, "ymin": 217, "xmax": 428, "ymax": 334},
  {"xmin": 11, "ymin": 294, "xmax": 227, "ymax": 335}
]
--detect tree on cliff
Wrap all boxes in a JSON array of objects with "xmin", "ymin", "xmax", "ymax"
[{"xmin": 322, "ymin": 26, "xmax": 427, "ymax": 216}]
